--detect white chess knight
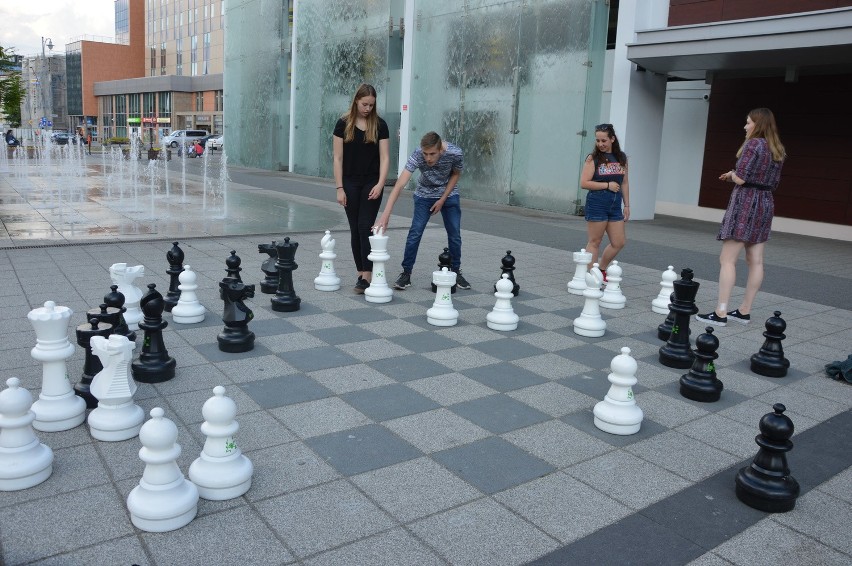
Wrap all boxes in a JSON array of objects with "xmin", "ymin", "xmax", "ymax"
[
  {"xmin": 486, "ymin": 274, "xmax": 519, "ymax": 331},
  {"xmin": 314, "ymin": 230, "xmax": 341, "ymax": 291},
  {"xmin": 87, "ymin": 334, "xmax": 144, "ymax": 441},
  {"xmin": 593, "ymin": 347, "xmax": 643, "ymax": 435},
  {"xmin": 127, "ymin": 407, "xmax": 199, "ymax": 532},
  {"xmin": 364, "ymin": 226, "xmax": 393, "ymax": 304},
  {"xmin": 171, "ymin": 265, "xmax": 206, "ymax": 324},
  {"xmin": 0, "ymin": 377, "xmax": 54, "ymax": 491},
  {"xmin": 427, "ymin": 267, "xmax": 458, "ymax": 326},
  {"xmin": 652, "ymin": 265, "xmax": 677, "ymax": 315},
  {"xmin": 27, "ymin": 300, "xmax": 86, "ymax": 432},
  {"xmin": 600, "ymin": 260, "xmax": 626, "ymax": 310},
  {"xmin": 568, "ymin": 248, "xmax": 592, "ymax": 295},
  {"xmin": 573, "ymin": 268, "xmax": 606, "ymax": 337},
  {"xmin": 110, "ymin": 263, "xmax": 145, "ymax": 331},
  {"xmin": 188, "ymin": 386, "xmax": 253, "ymax": 500}
]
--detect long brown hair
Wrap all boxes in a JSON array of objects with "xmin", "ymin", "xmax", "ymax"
[
  {"xmin": 591, "ymin": 123, "xmax": 627, "ymax": 168},
  {"xmin": 738, "ymin": 108, "xmax": 785, "ymax": 162},
  {"xmin": 342, "ymin": 83, "xmax": 379, "ymax": 144}
]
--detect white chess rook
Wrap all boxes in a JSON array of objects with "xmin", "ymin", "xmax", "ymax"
[
  {"xmin": 0, "ymin": 378, "xmax": 54, "ymax": 491},
  {"xmin": 27, "ymin": 300, "xmax": 86, "ymax": 432},
  {"xmin": 189, "ymin": 386, "xmax": 254, "ymax": 500},
  {"xmin": 568, "ymin": 248, "xmax": 592, "ymax": 295},
  {"xmin": 486, "ymin": 274, "xmax": 519, "ymax": 331},
  {"xmin": 172, "ymin": 265, "xmax": 206, "ymax": 324},
  {"xmin": 127, "ymin": 407, "xmax": 199, "ymax": 532},
  {"xmin": 600, "ymin": 260, "xmax": 626, "ymax": 310},
  {"xmin": 427, "ymin": 267, "xmax": 458, "ymax": 326},
  {"xmin": 110, "ymin": 263, "xmax": 145, "ymax": 330},
  {"xmin": 314, "ymin": 230, "xmax": 341, "ymax": 291},
  {"xmin": 365, "ymin": 227, "xmax": 393, "ymax": 304},
  {"xmin": 652, "ymin": 265, "xmax": 677, "ymax": 315},
  {"xmin": 573, "ymin": 269, "xmax": 606, "ymax": 337},
  {"xmin": 594, "ymin": 347, "xmax": 644, "ymax": 435},
  {"xmin": 88, "ymin": 334, "xmax": 144, "ymax": 441}
]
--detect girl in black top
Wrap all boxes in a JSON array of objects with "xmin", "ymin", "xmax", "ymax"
[{"xmin": 333, "ymin": 84, "xmax": 390, "ymax": 293}]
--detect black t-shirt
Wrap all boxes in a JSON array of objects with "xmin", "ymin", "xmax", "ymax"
[{"xmin": 333, "ymin": 117, "xmax": 389, "ymax": 178}]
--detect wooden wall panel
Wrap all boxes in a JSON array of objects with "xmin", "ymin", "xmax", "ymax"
[{"xmin": 669, "ymin": 0, "xmax": 852, "ymax": 26}]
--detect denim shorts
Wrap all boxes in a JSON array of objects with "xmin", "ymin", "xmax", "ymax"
[{"xmin": 584, "ymin": 190, "xmax": 624, "ymax": 222}]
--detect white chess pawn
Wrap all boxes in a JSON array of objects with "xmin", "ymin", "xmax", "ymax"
[
  {"xmin": 88, "ymin": 334, "xmax": 144, "ymax": 441},
  {"xmin": 110, "ymin": 263, "xmax": 145, "ymax": 331},
  {"xmin": 0, "ymin": 377, "xmax": 54, "ymax": 491},
  {"xmin": 27, "ymin": 300, "xmax": 86, "ymax": 432},
  {"xmin": 427, "ymin": 267, "xmax": 458, "ymax": 326},
  {"xmin": 573, "ymin": 270, "xmax": 606, "ymax": 337},
  {"xmin": 600, "ymin": 260, "xmax": 626, "ymax": 310},
  {"xmin": 365, "ymin": 227, "xmax": 393, "ymax": 304},
  {"xmin": 593, "ymin": 347, "xmax": 643, "ymax": 435},
  {"xmin": 188, "ymin": 386, "xmax": 253, "ymax": 500},
  {"xmin": 567, "ymin": 248, "xmax": 592, "ymax": 295},
  {"xmin": 171, "ymin": 265, "xmax": 206, "ymax": 324},
  {"xmin": 652, "ymin": 265, "xmax": 677, "ymax": 315},
  {"xmin": 314, "ymin": 230, "xmax": 341, "ymax": 291},
  {"xmin": 127, "ymin": 407, "xmax": 199, "ymax": 532},
  {"xmin": 486, "ymin": 274, "xmax": 519, "ymax": 331}
]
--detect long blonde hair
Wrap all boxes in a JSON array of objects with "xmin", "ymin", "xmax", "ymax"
[
  {"xmin": 738, "ymin": 108, "xmax": 785, "ymax": 162},
  {"xmin": 342, "ymin": 83, "xmax": 379, "ymax": 144}
]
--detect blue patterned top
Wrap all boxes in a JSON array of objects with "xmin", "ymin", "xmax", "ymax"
[{"xmin": 404, "ymin": 142, "xmax": 464, "ymax": 199}]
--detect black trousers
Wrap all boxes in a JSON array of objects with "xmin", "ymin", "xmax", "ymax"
[{"xmin": 343, "ymin": 176, "xmax": 383, "ymax": 272}]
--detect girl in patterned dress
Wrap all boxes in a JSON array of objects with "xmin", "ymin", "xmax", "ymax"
[{"xmin": 697, "ymin": 108, "xmax": 786, "ymax": 327}]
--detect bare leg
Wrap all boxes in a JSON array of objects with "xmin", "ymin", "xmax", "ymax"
[
  {"xmin": 361, "ymin": 271, "xmax": 372, "ymax": 283},
  {"xmin": 737, "ymin": 242, "xmax": 765, "ymax": 315},
  {"xmin": 716, "ymin": 239, "xmax": 745, "ymax": 316},
  {"xmin": 585, "ymin": 221, "xmax": 609, "ymax": 268},
  {"xmin": 598, "ymin": 221, "xmax": 626, "ymax": 271}
]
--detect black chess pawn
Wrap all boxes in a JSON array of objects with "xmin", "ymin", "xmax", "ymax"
[
  {"xmin": 271, "ymin": 237, "xmax": 301, "ymax": 312},
  {"xmin": 432, "ymin": 248, "xmax": 456, "ymax": 294},
  {"xmin": 258, "ymin": 241, "xmax": 279, "ymax": 294},
  {"xmin": 75, "ymin": 317, "xmax": 113, "ymax": 408},
  {"xmin": 659, "ymin": 268, "xmax": 699, "ymax": 369},
  {"xmin": 218, "ymin": 280, "xmax": 256, "ymax": 353},
  {"xmin": 495, "ymin": 250, "xmax": 519, "ymax": 296},
  {"xmin": 680, "ymin": 326, "xmax": 724, "ymax": 402},
  {"xmin": 87, "ymin": 303, "xmax": 122, "ymax": 333},
  {"xmin": 131, "ymin": 284, "xmax": 176, "ymax": 383},
  {"xmin": 751, "ymin": 311, "xmax": 790, "ymax": 378},
  {"xmin": 735, "ymin": 403, "xmax": 800, "ymax": 512},
  {"xmin": 104, "ymin": 284, "xmax": 136, "ymax": 342},
  {"xmin": 164, "ymin": 241, "xmax": 185, "ymax": 312},
  {"xmin": 225, "ymin": 250, "xmax": 243, "ymax": 282}
]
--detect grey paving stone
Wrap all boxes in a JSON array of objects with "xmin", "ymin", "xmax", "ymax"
[
  {"xmin": 303, "ymin": 528, "xmax": 445, "ymax": 566},
  {"xmin": 468, "ymin": 337, "xmax": 547, "ymax": 361},
  {"xmin": 754, "ymin": 384, "xmax": 849, "ymax": 423},
  {"xmin": 206, "ymin": 408, "xmax": 297, "ymax": 452},
  {"xmin": 774, "ymin": 486, "xmax": 852, "ymax": 555},
  {"xmin": 626, "ymin": 430, "xmax": 741, "ymax": 481},
  {"xmin": 655, "ymin": 378, "xmax": 750, "ymax": 412},
  {"xmin": 383, "ymin": 408, "xmax": 491, "ymax": 453},
  {"xmin": 432, "ymin": 436, "xmax": 555, "ymax": 494},
  {"xmin": 191, "ymin": 341, "xmax": 275, "ymax": 363},
  {"xmin": 152, "ymin": 363, "xmax": 231, "ymax": 395},
  {"xmin": 270, "ymin": 396, "xmax": 372, "ymax": 438},
  {"xmin": 342, "ymin": 383, "xmax": 440, "ymax": 421},
  {"xmin": 628, "ymin": 390, "xmax": 711, "ymax": 428},
  {"xmin": 243, "ymin": 316, "xmax": 300, "ymax": 336},
  {"xmin": 335, "ymin": 338, "xmax": 414, "ymax": 362},
  {"xmin": 514, "ymin": 330, "xmax": 587, "ymax": 352},
  {"xmin": 27, "ymin": 535, "xmax": 149, "ymax": 566},
  {"xmin": 239, "ymin": 374, "xmax": 332, "ymax": 409},
  {"xmin": 712, "ymin": 519, "xmax": 850, "ymax": 566},
  {"xmin": 332, "ymin": 306, "xmax": 396, "ymax": 324},
  {"xmin": 460, "ymin": 363, "xmax": 548, "ymax": 392},
  {"xmin": 816, "ymin": 466, "xmax": 852, "ymax": 505},
  {"xmin": 214, "ymin": 353, "xmax": 299, "ymax": 383},
  {"xmin": 561, "ymin": 409, "xmax": 667, "ymax": 448},
  {"xmin": 244, "ymin": 441, "xmax": 340, "ymax": 501},
  {"xmin": 514, "ymin": 352, "xmax": 594, "ymax": 380},
  {"xmin": 406, "ymin": 372, "xmax": 498, "ymax": 405},
  {"xmin": 256, "ymin": 331, "xmax": 328, "ymax": 352},
  {"xmin": 281, "ymin": 345, "xmax": 360, "ymax": 372},
  {"xmin": 449, "ymin": 394, "xmax": 550, "ymax": 434},
  {"xmin": 502, "ymin": 420, "xmax": 613, "ymax": 468},
  {"xmin": 308, "ymin": 325, "xmax": 380, "ymax": 345},
  {"xmin": 556, "ymin": 343, "xmax": 628, "ymax": 371},
  {"xmin": 420, "ymin": 345, "xmax": 502, "ymax": 371},
  {"xmin": 506, "ymin": 381, "xmax": 598, "ymax": 417},
  {"xmin": 95, "ymin": 422, "xmax": 201, "ymax": 481},
  {"xmin": 676, "ymin": 413, "xmax": 762, "ymax": 459},
  {"xmin": 305, "ymin": 423, "xmax": 421, "ymax": 475},
  {"xmin": 368, "ymin": 354, "xmax": 452, "ymax": 382},
  {"xmin": 308, "ymin": 362, "xmax": 396, "ymax": 393},
  {"xmin": 162, "ymin": 384, "xmax": 261, "ymax": 425}
]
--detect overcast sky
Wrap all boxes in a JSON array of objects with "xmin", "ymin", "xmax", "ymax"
[{"xmin": 1, "ymin": 0, "xmax": 116, "ymax": 57}]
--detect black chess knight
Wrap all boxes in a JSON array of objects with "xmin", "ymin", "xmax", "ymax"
[{"xmin": 218, "ymin": 280, "xmax": 256, "ymax": 353}]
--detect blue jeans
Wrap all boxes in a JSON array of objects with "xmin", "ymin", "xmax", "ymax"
[{"xmin": 402, "ymin": 194, "xmax": 462, "ymax": 273}]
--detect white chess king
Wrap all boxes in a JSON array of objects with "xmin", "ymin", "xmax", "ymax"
[{"xmin": 365, "ymin": 227, "xmax": 393, "ymax": 303}]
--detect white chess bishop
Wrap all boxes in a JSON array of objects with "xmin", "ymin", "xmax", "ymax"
[
  {"xmin": 600, "ymin": 260, "xmax": 626, "ymax": 310},
  {"xmin": 365, "ymin": 227, "xmax": 393, "ymax": 303},
  {"xmin": 314, "ymin": 230, "xmax": 341, "ymax": 291},
  {"xmin": 110, "ymin": 263, "xmax": 145, "ymax": 331},
  {"xmin": 652, "ymin": 265, "xmax": 677, "ymax": 315},
  {"xmin": 0, "ymin": 377, "xmax": 54, "ymax": 491},
  {"xmin": 171, "ymin": 265, "xmax": 206, "ymax": 324},
  {"xmin": 27, "ymin": 300, "xmax": 86, "ymax": 432},
  {"xmin": 427, "ymin": 267, "xmax": 458, "ymax": 326},
  {"xmin": 127, "ymin": 407, "xmax": 199, "ymax": 532},
  {"xmin": 593, "ymin": 347, "xmax": 643, "ymax": 435},
  {"xmin": 188, "ymin": 386, "xmax": 253, "ymax": 500},
  {"xmin": 486, "ymin": 274, "xmax": 519, "ymax": 331},
  {"xmin": 87, "ymin": 334, "xmax": 144, "ymax": 441},
  {"xmin": 573, "ymin": 268, "xmax": 606, "ymax": 337},
  {"xmin": 568, "ymin": 248, "xmax": 592, "ymax": 295}
]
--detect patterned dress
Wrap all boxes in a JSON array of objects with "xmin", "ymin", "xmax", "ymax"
[{"xmin": 717, "ymin": 138, "xmax": 784, "ymax": 244}]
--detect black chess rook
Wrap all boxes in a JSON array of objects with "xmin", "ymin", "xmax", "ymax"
[
  {"xmin": 750, "ymin": 311, "xmax": 790, "ymax": 378},
  {"xmin": 218, "ymin": 280, "xmax": 256, "ymax": 353},
  {"xmin": 75, "ymin": 317, "xmax": 113, "ymax": 408},
  {"xmin": 164, "ymin": 241, "xmax": 185, "ymax": 312},
  {"xmin": 679, "ymin": 326, "xmax": 724, "ymax": 402},
  {"xmin": 271, "ymin": 237, "xmax": 301, "ymax": 312},
  {"xmin": 131, "ymin": 284, "xmax": 177, "ymax": 383},
  {"xmin": 659, "ymin": 268, "xmax": 699, "ymax": 369}
]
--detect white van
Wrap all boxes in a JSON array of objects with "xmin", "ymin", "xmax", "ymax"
[{"xmin": 162, "ymin": 129, "xmax": 208, "ymax": 148}]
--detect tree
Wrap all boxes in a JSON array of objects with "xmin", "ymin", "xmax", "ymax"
[{"xmin": 1, "ymin": 45, "xmax": 24, "ymax": 127}]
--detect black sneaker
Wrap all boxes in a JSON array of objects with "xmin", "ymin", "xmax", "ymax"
[
  {"xmin": 393, "ymin": 272, "xmax": 412, "ymax": 290},
  {"xmin": 695, "ymin": 312, "xmax": 727, "ymax": 327},
  {"xmin": 354, "ymin": 277, "xmax": 369, "ymax": 294},
  {"xmin": 454, "ymin": 271, "xmax": 471, "ymax": 290},
  {"xmin": 726, "ymin": 309, "xmax": 751, "ymax": 325}
]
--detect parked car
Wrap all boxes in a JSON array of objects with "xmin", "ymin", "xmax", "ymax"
[
  {"xmin": 162, "ymin": 129, "xmax": 209, "ymax": 148},
  {"xmin": 207, "ymin": 135, "xmax": 223, "ymax": 151},
  {"xmin": 51, "ymin": 132, "xmax": 77, "ymax": 145}
]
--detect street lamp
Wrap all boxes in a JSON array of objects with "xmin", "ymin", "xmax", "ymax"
[{"xmin": 39, "ymin": 37, "xmax": 54, "ymax": 131}]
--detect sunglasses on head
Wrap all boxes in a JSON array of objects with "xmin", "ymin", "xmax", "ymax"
[{"xmin": 595, "ymin": 123, "xmax": 613, "ymax": 132}]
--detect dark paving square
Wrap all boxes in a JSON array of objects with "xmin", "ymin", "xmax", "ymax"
[
  {"xmin": 281, "ymin": 346, "xmax": 360, "ymax": 372},
  {"xmin": 728, "ymin": 359, "xmax": 809, "ymax": 384},
  {"xmin": 461, "ymin": 364, "xmax": 548, "ymax": 392},
  {"xmin": 552, "ymin": 325, "xmax": 624, "ymax": 343},
  {"xmin": 309, "ymin": 325, "xmax": 381, "ymax": 345},
  {"xmin": 343, "ymin": 384, "xmax": 440, "ymax": 421},
  {"xmin": 194, "ymin": 341, "xmax": 274, "ymax": 363},
  {"xmin": 633, "ymin": 328, "xmax": 668, "ymax": 347},
  {"xmin": 561, "ymin": 410, "xmax": 667, "ymax": 447},
  {"xmin": 386, "ymin": 331, "xmax": 462, "ymax": 354},
  {"xmin": 305, "ymin": 424, "xmax": 421, "ymax": 476},
  {"xmin": 239, "ymin": 374, "xmax": 331, "ymax": 408},
  {"xmin": 368, "ymin": 354, "xmax": 452, "ymax": 382},
  {"xmin": 559, "ymin": 371, "xmax": 649, "ymax": 400},
  {"xmin": 333, "ymin": 308, "xmax": 396, "ymax": 324},
  {"xmin": 168, "ymin": 314, "xmax": 221, "ymax": 328},
  {"xmin": 258, "ymin": 302, "xmax": 324, "ymax": 316},
  {"xmin": 469, "ymin": 339, "xmax": 547, "ymax": 361},
  {"xmin": 450, "ymin": 394, "xmax": 550, "ymax": 434},
  {"xmin": 432, "ymin": 436, "xmax": 555, "ymax": 494},
  {"xmin": 401, "ymin": 315, "xmax": 444, "ymax": 330},
  {"xmin": 555, "ymin": 343, "xmax": 623, "ymax": 371},
  {"xmin": 654, "ymin": 379, "xmax": 749, "ymax": 411},
  {"xmin": 247, "ymin": 317, "xmax": 300, "ymax": 336}
]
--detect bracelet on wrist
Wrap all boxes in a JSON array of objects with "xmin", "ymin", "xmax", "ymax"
[{"xmin": 336, "ymin": 186, "xmax": 343, "ymax": 190}]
